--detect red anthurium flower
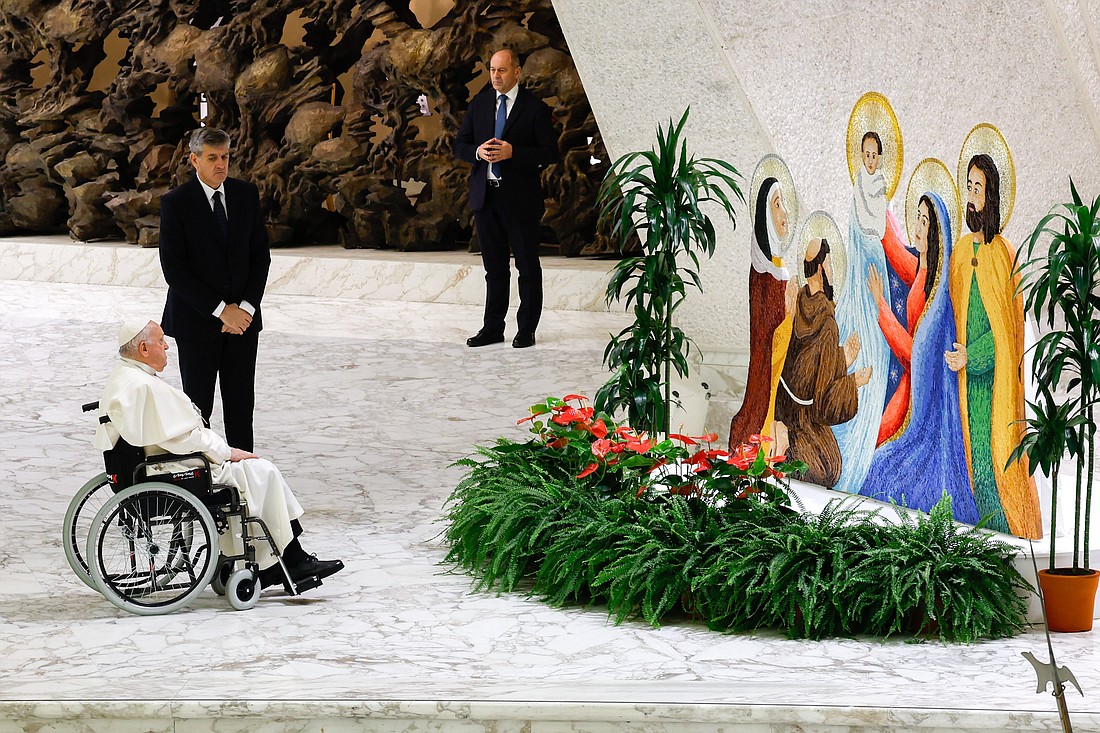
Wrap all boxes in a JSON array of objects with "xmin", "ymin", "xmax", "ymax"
[
  {"xmin": 736, "ymin": 444, "xmax": 759, "ymax": 462},
  {"xmin": 551, "ymin": 406, "xmax": 596, "ymax": 426},
  {"xmin": 563, "ymin": 394, "xmax": 589, "ymax": 403},
  {"xmin": 626, "ymin": 437, "xmax": 656, "ymax": 454},
  {"xmin": 577, "ymin": 462, "xmax": 598, "ymax": 478},
  {"xmin": 688, "ymin": 450, "xmax": 711, "ymax": 471},
  {"xmin": 730, "ymin": 454, "xmax": 753, "ymax": 470},
  {"xmin": 590, "ymin": 418, "xmax": 609, "ymax": 439},
  {"xmin": 610, "ymin": 442, "xmax": 627, "ymax": 454},
  {"xmin": 591, "ymin": 438, "xmax": 613, "ymax": 458},
  {"xmin": 547, "ymin": 437, "xmax": 568, "ymax": 449},
  {"xmin": 669, "ymin": 433, "xmax": 698, "ymax": 445},
  {"xmin": 517, "ymin": 414, "xmax": 537, "ymax": 424},
  {"xmin": 670, "ymin": 482, "xmax": 696, "ymax": 496},
  {"xmin": 646, "ymin": 458, "xmax": 669, "ymax": 474},
  {"xmin": 614, "ymin": 426, "xmax": 636, "ymax": 438},
  {"xmin": 769, "ymin": 453, "xmax": 787, "ymax": 464},
  {"xmin": 706, "ymin": 449, "xmax": 731, "ymax": 460},
  {"xmin": 700, "ymin": 432, "xmax": 719, "ymax": 443},
  {"xmin": 550, "ymin": 408, "xmax": 578, "ymax": 425}
]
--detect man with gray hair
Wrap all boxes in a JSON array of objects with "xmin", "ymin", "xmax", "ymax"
[
  {"xmin": 95, "ymin": 320, "xmax": 343, "ymax": 591},
  {"xmin": 159, "ymin": 127, "xmax": 270, "ymax": 452}
]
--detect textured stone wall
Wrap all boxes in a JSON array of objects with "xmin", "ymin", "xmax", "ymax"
[{"xmin": 0, "ymin": 0, "xmax": 610, "ymax": 254}]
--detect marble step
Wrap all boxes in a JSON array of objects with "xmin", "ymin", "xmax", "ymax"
[
  {"xmin": 0, "ymin": 235, "xmax": 618, "ymax": 313},
  {"xmin": 0, "ymin": 699, "xmax": 1090, "ymax": 732}
]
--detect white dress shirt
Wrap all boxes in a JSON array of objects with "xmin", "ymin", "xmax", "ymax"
[{"xmin": 196, "ymin": 176, "xmax": 255, "ymax": 319}]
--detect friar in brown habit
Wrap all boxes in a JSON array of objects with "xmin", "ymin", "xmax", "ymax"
[{"xmin": 773, "ymin": 237, "xmax": 872, "ymax": 487}]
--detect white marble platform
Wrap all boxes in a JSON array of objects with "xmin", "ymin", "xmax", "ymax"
[
  {"xmin": 2, "ymin": 276, "xmax": 1100, "ymax": 732},
  {"xmin": 0, "ymin": 235, "xmax": 616, "ymax": 312}
]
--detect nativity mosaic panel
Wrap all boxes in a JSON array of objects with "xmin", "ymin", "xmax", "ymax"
[{"xmin": 729, "ymin": 93, "xmax": 1041, "ymax": 539}]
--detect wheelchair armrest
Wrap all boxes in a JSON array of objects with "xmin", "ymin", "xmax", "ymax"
[{"xmin": 133, "ymin": 452, "xmax": 213, "ymax": 484}]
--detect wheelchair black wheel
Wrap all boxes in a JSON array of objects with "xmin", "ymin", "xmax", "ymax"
[
  {"xmin": 87, "ymin": 482, "xmax": 218, "ymax": 616},
  {"xmin": 225, "ymin": 568, "xmax": 260, "ymax": 611},
  {"xmin": 63, "ymin": 473, "xmax": 114, "ymax": 590}
]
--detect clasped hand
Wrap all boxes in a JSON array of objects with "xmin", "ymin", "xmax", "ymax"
[
  {"xmin": 478, "ymin": 138, "xmax": 512, "ymax": 164},
  {"xmin": 220, "ymin": 303, "xmax": 252, "ymax": 335}
]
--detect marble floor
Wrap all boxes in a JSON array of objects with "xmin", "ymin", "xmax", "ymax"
[{"xmin": 1, "ymin": 276, "xmax": 1099, "ymax": 732}]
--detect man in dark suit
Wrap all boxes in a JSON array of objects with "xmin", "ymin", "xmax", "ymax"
[
  {"xmin": 159, "ymin": 127, "xmax": 270, "ymax": 451},
  {"xmin": 454, "ymin": 48, "xmax": 558, "ymax": 348}
]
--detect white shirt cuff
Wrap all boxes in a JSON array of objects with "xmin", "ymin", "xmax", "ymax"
[
  {"xmin": 240, "ymin": 301, "xmax": 256, "ymax": 317},
  {"xmin": 213, "ymin": 301, "xmax": 226, "ymax": 318}
]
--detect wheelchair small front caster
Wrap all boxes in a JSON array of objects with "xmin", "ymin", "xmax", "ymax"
[
  {"xmin": 226, "ymin": 568, "xmax": 260, "ymax": 611},
  {"xmin": 210, "ymin": 556, "xmax": 232, "ymax": 596}
]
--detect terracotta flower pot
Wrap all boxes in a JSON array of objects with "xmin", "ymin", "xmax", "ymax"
[{"xmin": 1038, "ymin": 569, "xmax": 1100, "ymax": 632}]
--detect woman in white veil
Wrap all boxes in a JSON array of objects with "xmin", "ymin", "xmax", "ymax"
[{"xmin": 728, "ymin": 174, "xmax": 795, "ymax": 449}]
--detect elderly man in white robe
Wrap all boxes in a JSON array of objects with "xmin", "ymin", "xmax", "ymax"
[{"xmin": 94, "ymin": 320, "xmax": 343, "ymax": 591}]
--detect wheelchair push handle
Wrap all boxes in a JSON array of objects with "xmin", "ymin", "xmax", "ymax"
[{"xmin": 82, "ymin": 401, "xmax": 99, "ymax": 413}]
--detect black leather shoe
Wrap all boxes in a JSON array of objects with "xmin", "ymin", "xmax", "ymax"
[
  {"xmin": 258, "ymin": 565, "xmax": 285, "ymax": 589},
  {"xmin": 512, "ymin": 332, "xmax": 536, "ymax": 348},
  {"xmin": 288, "ymin": 554, "xmax": 345, "ymax": 583},
  {"xmin": 467, "ymin": 330, "xmax": 504, "ymax": 347}
]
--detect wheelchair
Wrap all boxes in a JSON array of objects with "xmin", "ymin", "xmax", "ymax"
[{"xmin": 63, "ymin": 401, "xmax": 321, "ymax": 615}]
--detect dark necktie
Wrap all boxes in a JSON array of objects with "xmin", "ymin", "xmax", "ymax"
[
  {"xmin": 492, "ymin": 94, "xmax": 507, "ymax": 179},
  {"xmin": 212, "ymin": 190, "xmax": 228, "ymax": 239}
]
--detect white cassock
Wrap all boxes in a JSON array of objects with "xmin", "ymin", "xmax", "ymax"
[{"xmin": 94, "ymin": 358, "xmax": 303, "ymax": 569}]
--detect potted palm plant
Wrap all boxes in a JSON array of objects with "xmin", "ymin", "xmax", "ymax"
[
  {"xmin": 1014, "ymin": 178, "xmax": 1100, "ymax": 632},
  {"xmin": 594, "ymin": 108, "xmax": 743, "ymax": 435}
]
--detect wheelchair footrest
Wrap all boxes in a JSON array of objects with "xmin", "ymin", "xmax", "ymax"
[{"xmin": 288, "ymin": 575, "xmax": 322, "ymax": 595}]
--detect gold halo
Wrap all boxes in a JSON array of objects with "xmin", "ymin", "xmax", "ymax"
[
  {"xmin": 958, "ymin": 122, "xmax": 1015, "ymax": 231},
  {"xmin": 748, "ymin": 154, "xmax": 799, "ymax": 259},
  {"xmin": 905, "ymin": 158, "xmax": 961, "ymax": 250},
  {"xmin": 847, "ymin": 91, "xmax": 903, "ymax": 200},
  {"xmin": 795, "ymin": 210, "xmax": 846, "ymax": 297}
]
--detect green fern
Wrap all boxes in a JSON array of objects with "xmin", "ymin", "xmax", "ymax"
[
  {"xmin": 443, "ymin": 447, "xmax": 1030, "ymax": 642},
  {"xmin": 851, "ymin": 495, "xmax": 1030, "ymax": 641}
]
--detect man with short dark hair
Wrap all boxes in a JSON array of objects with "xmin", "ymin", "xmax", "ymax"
[
  {"xmin": 159, "ymin": 127, "xmax": 269, "ymax": 451},
  {"xmin": 453, "ymin": 48, "xmax": 558, "ymax": 348}
]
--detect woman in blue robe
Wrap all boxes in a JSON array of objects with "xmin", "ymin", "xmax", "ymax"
[{"xmin": 859, "ymin": 191, "xmax": 979, "ymax": 523}]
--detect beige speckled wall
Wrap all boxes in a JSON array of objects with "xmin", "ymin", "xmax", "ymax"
[{"xmin": 553, "ymin": 0, "xmax": 1100, "ymax": 432}]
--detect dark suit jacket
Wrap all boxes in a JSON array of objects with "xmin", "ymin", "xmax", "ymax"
[
  {"xmin": 453, "ymin": 86, "xmax": 557, "ymax": 219},
  {"xmin": 159, "ymin": 176, "xmax": 271, "ymax": 340}
]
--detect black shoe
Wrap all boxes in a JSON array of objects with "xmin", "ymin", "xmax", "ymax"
[
  {"xmin": 288, "ymin": 554, "xmax": 345, "ymax": 583},
  {"xmin": 467, "ymin": 330, "xmax": 504, "ymax": 347},
  {"xmin": 258, "ymin": 565, "xmax": 285, "ymax": 589},
  {"xmin": 512, "ymin": 332, "xmax": 536, "ymax": 348}
]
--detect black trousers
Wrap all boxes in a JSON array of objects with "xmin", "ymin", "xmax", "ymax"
[
  {"xmin": 473, "ymin": 185, "xmax": 543, "ymax": 336},
  {"xmin": 175, "ymin": 329, "xmax": 259, "ymax": 451}
]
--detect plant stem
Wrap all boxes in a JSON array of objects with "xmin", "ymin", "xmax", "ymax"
[
  {"xmin": 663, "ymin": 274, "xmax": 672, "ymax": 435},
  {"xmin": 1049, "ymin": 468, "xmax": 1059, "ymax": 573},
  {"xmin": 1074, "ymin": 416, "xmax": 1085, "ymax": 570},
  {"xmin": 1086, "ymin": 402, "xmax": 1094, "ymax": 571}
]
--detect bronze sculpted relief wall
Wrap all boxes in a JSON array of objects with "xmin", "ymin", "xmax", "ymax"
[{"xmin": 0, "ymin": 0, "xmax": 610, "ymax": 254}]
